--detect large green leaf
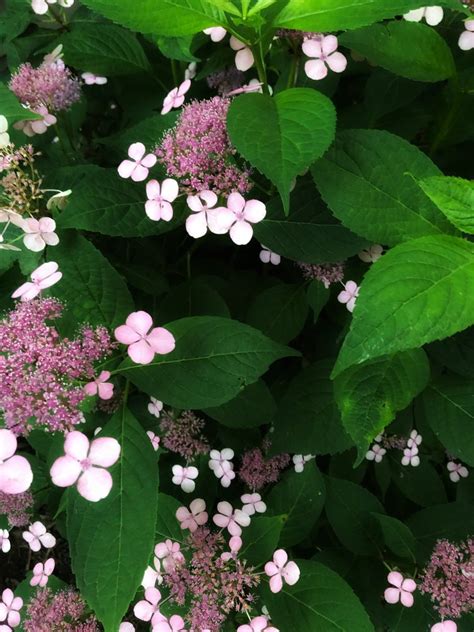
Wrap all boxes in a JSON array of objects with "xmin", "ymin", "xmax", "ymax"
[
  {"xmin": 334, "ymin": 350, "xmax": 430, "ymax": 463},
  {"xmin": 57, "ymin": 23, "xmax": 151, "ymax": 75},
  {"xmin": 273, "ymin": 0, "xmax": 459, "ymax": 32},
  {"xmin": 372, "ymin": 513, "xmax": 417, "ymax": 562},
  {"xmin": 333, "ymin": 235, "xmax": 474, "ymax": 376},
  {"xmin": 418, "ymin": 176, "xmax": 474, "ymax": 235},
  {"xmin": 99, "ymin": 113, "xmax": 178, "ymax": 157},
  {"xmin": 227, "ymin": 89, "xmax": 336, "ymax": 213},
  {"xmin": 339, "ymin": 21, "xmax": 455, "ymax": 82},
  {"xmin": 203, "ymin": 380, "xmax": 276, "ymax": 428},
  {"xmin": 118, "ymin": 316, "xmax": 298, "ymax": 408},
  {"xmin": 241, "ymin": 515, "xmax": 283, "ymax": 566},
  {"xmin": 422, "ymin": 375, "xmax": 474, "ymax": 466},
  {"xmin": 265, "ymin": 560, "xmax": 374, "ymax": 632},
  {"xmin": 312, "ymin": 130, "xmax": 454, "ymax": 246},
  {"xmin": 67, "ymin": 408, "xmax": 158, "ymax": 632},
  {"xmin": 155, "ymin": 493, "xmax": 184, "ymax": 542},
  {"xmin": 390, "ymin": 460, "xmax": 447, "ymax": 507},
  {"xmin": 271, "ymin": 360, "xmax": 353, "ymax": 456},
  {"xmin": 80, "ymin": 0, "xmax": 225, "ymax": 36},
  {"xmin": 56, "ymin": 168, "xmax": 185, "ymax": 237},
  {"xmin": 266, "ymin": 464, "xmax": 326, "ymax": 547},
  {"xmin": 48, "ymin": 232, "xmax": 134, "ymax": 330},
  {"xmin": 325, "ymin": 477, "xmax": 384, "ymax": 555}
]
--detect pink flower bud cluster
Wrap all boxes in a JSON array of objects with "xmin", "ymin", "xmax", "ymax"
[
  {"xmin": 23, "ymin": 587, "xmax": 100, "ymax": 631},
  {"xmin": 296, "ymin": 261, "xmax": 344, "ymax": 288},
  {"xmin": 238, "ymin": 448, "xmax": 290, "ymax": 491},
  {"xmin": 160, "ymin": 410, "xmax": 210, "ymax": 460},
  {"xmin": 0, "ymin": 490, "xmax": 33, "ymax": 527},
  {"xmin": 0, "ymin": 298, "xmax": 114, "ymax": 434}
]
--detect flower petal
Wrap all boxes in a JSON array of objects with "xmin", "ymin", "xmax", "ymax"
[
  {"xmin": 89, "ymin": 437, "xmax": 121, "ymax": 467},
  {"xmin": 235, "ymin": 47, "xmax": 254, "ymax": 71},
  {"xmin": 322, "ymin": 34, "xmax": 339, "ymax": 56},
  {"xmin": 115, "ymin": 324, "xmax": 141, "ymax": 345},
  {"xmin": 128, "ymin": 142, "xmax": 146, "ymax": 161},
  {"xmin": 77, "ymin": 467, "xmax": 113, "ymax": 502},
  {"xmin": 131, "ymin": 164, "xmax": 149, "ymax": 182},
  {"xmin": 128, "ymin": 339, "xmax": 155, "ymax": 364},
  {"xmin": 230, "ymin": 220, "xmax": 253, "ymax": 245},
  {"xmin": 50, "ymin": 455, "xmax": 82, "ymax": 487},
  {"xmin": 243, "ymin": 199, "xmax": 266, "ymax": 223},
  {"xmin": 0, "ymin": 429, "xmax": 17, "ymax": 461},
  {"xmin": 326, "ymin": 51, "xmax": 347, "ymax": 73},
  {"xmin": 146, "ymin": 179, "xmax": 161, "ymax": 200},
  {"xmin": 145, "ymin": 200, "xmax": 164, "ymax": 221},
  {"xmin": 64, "ymin": 431, "xmax": 89, "ymax": 460},
  {"xmin": 118, "ymin": 160, "xmax": 136, "ymax": 179},
  {"xmin": 141, "ymin": 154, "xmax": 157, "ymax": 169},
  {"xmin": 186, "ymin": 211, "xmax": 208, "ymax": 238},
  {"xmin": 126, "ymin": 310, "xmax": 153, "ymax": 336},
  {"xmin": 31, "ymin": 261, "xmax": 59, "ymax": 282},
  {"xmin": 302, "ymin": 39, "xmax": 322, "ymax": 58},
  {"xmin": 161, "ymin": 178, "xmax": 179, "ymax": 202},
  {"xmin": 304, "ymin": 59, "xmax": 328, "ymax": 80},
  {"xmin": 146, "ymin": 327, "xmax": 176, "ymax": 355},
  {"xmin": 269, "ymin": 574, "xmax": 283, "ymax": 593},
  {"xmin": 0, "ymin": 455, "xmax": 33, "ymax": 493}
]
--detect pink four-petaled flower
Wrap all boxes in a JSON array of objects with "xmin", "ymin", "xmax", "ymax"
[
  {"xmin": 213, "ymin": 501, "xmax": 251, "ymax": 537},
  {"xmin": 0, "ymin": 429, "xmax": 33, "ymax": 494},
  {"xmin": 302, "ymin": 35, "xmax": 347, "ymax": 81},
  {"xmin": 22, "ymin": 521, "xmax": 56, "ymax": 552},
  {"xmin": 447, "ymin": 461, "xmax": 469, "ymax": 483},
  {"xmin": 154, "ymin": 540, "xmax": 184, "ymax": 572},
  {"xmin": 153, "ymin": 614, "xmax": 187, "ymax": 632},
  {"xmin": 115, "ymin": 310, "xmax": 176, "ymax": 365},
  {"xmin": 337, "ymin": 280, "xmax": 359, "ymax": 313},
  {"xmin": 237, "ymin": 616, "xmax": 279, "ymax": 632},
  {"xmin": 172, "ymin": 464, "xmax": 199, "ymax": 493},
  {"xmin": 0, "ymin": 588, "xmax": 23, "ymax": 629},
  {"xmin": 145, "ymin": 179, "xmax": 179, "ymax": 222},
  {"xmin": 118, "ymin": 142, "xmax": 157, "ymax": 182},
  {"xmin": 384, "ymin": 571, "xmax": 416, "ymax": 607},
  {"xmin": 133, "ymin": 587, "xmax": 164, "ymax": 626},
  {"xmin": 148, "ymin": 397, "xmax": 163, "ymax": 418},
  {"xmin": 12, "ymin": 261, "xmax": 62, "ymax": 302},
  {"xmin": 147, "ymin": 431, "xmax": 160, "ymax": 452},
  {"xmin": 30, "ymin": 558, "xmax": 55, "ymax": 587},
  {"xmin": 241, "ymin": 492, "xmax": 267, "ymax": 516},
  {"xmin": 229, "ymin": 37, "xmax": 254, "ymax": 71},
  {"xmin": 22, "ymin": 217, "xmax": 59, "ymax": 252},
  {"xmin": 218, "ymin": 192, "xmax": 266, "ymax": 245},
  {"xmin": 161, "ymin": 80, "xmax": 191, "ymax": 115},
  {"xmin": 14, "ymin": 105, "xmax": 57, "ymax": 136},
  {"xmin": 221, "ymin": 535, "xmax": 242, "ymax": 562},
  {"xmin": 431, "ymin": 621, "xmax": 457, "ymax": 632},
  {"xmin": 264, "ymin": 549, "xmax": 300, "ymax": 593},
  {"xmin": 185, "ymin": 190, "xmax": 227, "ymax": 239},
  {"xmin": 50, "ymin": 430, "xmax": 121, "ymax": 502},
  {"xmin": 176, "ymin": 498, "xmax": 208, "ymax": 532},
  {"xmin": 401, "ymin": 444, "xmax": 420, "ymax": 467},
  {"xmin": 365, "ymin": 444, "xmax": 386, "ymax": 463},
  {"xmin": 84, "ymin": 370, "xmax": 114, "ymax": 400},
  {"xmin": 208, "ymin": 448, "xmax": 235, "ymax": 487}
]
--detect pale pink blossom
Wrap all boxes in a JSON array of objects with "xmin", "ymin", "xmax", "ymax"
[
  {"xmin": 447, "ymin": 461, "xmax": 469, "ymax": 483},
  {"xmin": 12, "ymin": 261, "xmax": 62, "ymax": 302},
  {"xmin": 209, "ymin": 448, "xmax": 235, "ymax": 487},
  {"xmin": 213, "ymin": 501, "xmax": 251, "ymax": 536},
  {"xmin": 302, "ymin": 35, "xmax": 347, "ymax": 80},
  {"xmin": 459, "ymin": 20, "xmax": 474, "ymax": 51},
  {"xmin": 22, "ymin": 521, "xmax": 56, "ymax": 552},
  {"xmin": 42, "ymin": 44, "xmax": 64, "ymax": 66},
  {"xmin": 50, "ymin": 430, "xmax": 121, "ymax": 502},
  {"xmin": 145, "ymin": 179, "xmax": 179, "ymax": 222},
  {"xmin": 358, "ymin": 244, "xmax": 383, "ymax": 263},
  {"xmin": 161, "ymin": 80, "xmax": 191, "ymax": 115},
  {"xmin": 154, "ymin": 540, "xmax": 184, "ymax": 572},
  {"xmin": 0, "ymin": 530, "xmax": 10, "ymax": 554},
  {"xmin": 237, "ymin": 616, "xmax": 279, "ymax": 632},
  {"xmin": 22, "ymin": 217, "xmax": 59, "ymax": 252},
  {"xmin": 176, "ymin": 498, "xmax": 208, "ymax": 532},
  {"xmin": 384, "ymin": 571, "xmax": 416, "ymax": 607},
  {"xmin": 221, "ymin": 535, "xmax": 243, "ymax": 562},
  {"xmin": 46, "ymin": 189, "xmax": 71, "ymax": 211},
  {"xmin": 14, "ymin": 105, "xmax": 57, "ymax": 136},
  {"xmin": 31, "ymin": 0, "xmax": 73, "ymax": 15},
  {"xmin": 119, "ymin": 623, "xmax": 135, "ymax": 632},
  {"xmin": 142, "ymin": 564, "xmax": 162, "ymax": 589},
  {"xmin": 365, "ymin": 444, "xmax": 386, "ymax": 463},
  {"xmin": 203, "ymin": 26, "xmax": 227, "ymax": 42},
  {"xmin": 147, "ymin": 431, "xmax": 160, "ymax": 451},
  {"xmin": 230, "ymin": 37, "xmax": 254, "ymax": 71},
  {"xmin": 401, "ymin": 444, "xmax": 420, "ymax": 467},
  {"xmin": 264, "ymin": 549, "xmax": 300, "ymax": 593},
  {"xmin": 217, "ymin": 192, "xmax": 266, "ymax": 245},
  {"xmin": 259, "ymin": 245, "xmax": 280, "ymax": 265},
  {"xmin": 431, "ymin": 622, "xmax": 457, "ymax": 632},
  {"xmin": 337, "ymin": 280, "xmax": 359, "ymax": 312},
  {"xmin": 172, "ymin": 464, "xmax": 199, "ymax": 493},
  {"xmin": 118, "ymin": 142, "xmax": 157, "ymax": 182},
  {"xmin": 30, "ymin": 558, "xmax": 55, "ymax": 587},
  {"xmin": 153, "ymin": 614, "xmax": 187, "ymax": 632},
  {"xmin": 407, "ymin": 429, "xmax": 422, "ymax": 449},
  {"xmin": 148, "ymin": 397, "xmax": 163, "ymax": 418},
  {"xmin": 241, "ymin": 492, "xmax": 267, "ymax": 516},
  {"xmin": 0, "ymin": 429, "xmax": 34, "ymax": 494},
  {"xmin": 226, "ymin": 79, "xmax": 264, "ymax": 97},
  {"xmin": 403, "ymin": 6, "xmax": 444, "ymax": 26},
  {"xmin": 114, "ymin": 311, "xmax": 175, "ymax": 365},
  {"xmin": 185, "ymin": 190, "xmax": 228, "ymax": 238},
  {"xmin": 133, "ymin": 587, "xmax": 164, "ymax": 626},
  {"xmin": 184, "ymin": 62, "xmax": 197, "ymax": 81},
  {"xmin": 0, "ymin": 115, "xmax": 9, "ymax": 148},
  {"xmin": 84, "ymin": 370, "xmax": 114, "ymax": 400},
  {"xmin": 0, "ymin": 589, "xmax": 22, "ymax": 628},
  {"xmin": 292, "ymin": 454, "xmax": 314, "ymax": 473},
  {"xmin": 81, "ymin": 72, "xmax": 107, "ymax": 85}
]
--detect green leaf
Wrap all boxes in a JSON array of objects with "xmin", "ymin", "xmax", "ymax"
[
  {"xmin": 306, "ymin": 281, "xmax": 329, "ymax": 323},
  {"xmin": 372, "ymin": 513, "xmax": 417, "ymax": 562},
  {"xmin": 155, "ymin": 493, "xmax": 184, "ymax": 542},
  {"xmin": 334, "ymin": 350, "xmax": 430, "ymax": 463},
  {"xmin": 333, "ymin": 235, "xmax": 474, "ymax": 376},
  {"xmin": 255, "ymin": 186, "xmax": 366, "ymax": 264},
  {"xmin": 67, "ymin": 408, "xmax": 158, "ymax": 632},
  {"xmin": 312, "ymin": 129, "xmax": 454, "ymax": 246},
  {"xmin": 422, "ymin": 376, "xmax": 474, "ymax": 466},
  {"xmin": 159, "ymin": 279, "xmax": 230, "ymax": 321},
  {"xmin": 56, "ymin": 168, "xmax": 184, "ymax": 237},
  {"xmin": 119, "ymin": 316, "xmax": 299, "ymax": 408},
  {"xmin": 57, "ymin": 24, "xmax": 151, "ymax": 76},
  {"xmin": 339, "ymin": 21, "xmax": 455, "ymax": 82},
  {"xmin": 271, "ymin": 360, "xmax": 353, "ymax": 456},
  {"xmin": 325, "ymin": 476, "xmax": 384, "ymax": 555},
  {"xmin": 418, "ymin": 176, "xmax": 474, "ymax": 234},
  {"xmin": 227, "ymin": 89, "xmax": 336, "ymax": 213},
  {"xmin": 246, "ymin": 283, "xmax": 308, "ymax": 344},
  {"xmin": 156, "ymin": 35, "xmax": 200, "ymax": 62},
  {"xmin": 241, "ymin": 515, "xmax": 283, "ymax": 566},
  {"xmin": 390, "ymin": 460, "xmax": 447, "ymax": 507},
  {"xmin": 100, "ymin": 113, "xmax": 178, "ymax": 157},
  {"xmin": 203, "ymin": 380, "xmax": 276, "ymax": 428},
  {"xmin": 266, "ymin": 464, "xmax": 326, "ymax": 547},
  {"xmin": 265, "ymin": 560, "xmax": 374, "ymax": 632},
  {"xmin": 48, "ymin": 232, "xmax": 134, "ymax": 330},
  {"xmin": 80, "ymin": 0, "xmax": 225, "ymax": 36},
  {"xmin": 0, "ymin": 82, "xmax": 40, "ymax": 124}
]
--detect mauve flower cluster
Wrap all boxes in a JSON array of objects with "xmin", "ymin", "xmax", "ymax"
[
  {"xmin": 160, "ymin": 410, "xmax": 209, "ymax": 460},
  {"xmin": 165, "ymin": 527, "xmax": 260, "ymax": 631},
  {"xmin": 0, "ymin": 490, "xmax": 33, "ymax": 527},
  {"xmin": 155, "ymin": 96, "xmax": 252, "ymax": 195},
  {"xmin": 296, "ymin": 261, "xmax": 345, "ymax": 288},
  {"xmin": 9, "ymin": 60, "xmax": 81, "ymax": 112},
  {"xmin": 420, "ymin": 539, "xmax": 474, "ymax": 619},
  {"xmin": 23, "ymin": 587, "xmax": 100, "ymax": 631},
  {"xmin": 0, "ymin": 298, "xmax": 114, "ymax": 434},
  {"xmin": 239, "ymin": 448, "xmax": 290, "ymax": 491},
  {"xmin": 207, "ymin": 68, "xmax": 245, "ymax": 95},
  {"xmin": 0, "ymin": 144, "xmax": 43, "ymax": 216}
]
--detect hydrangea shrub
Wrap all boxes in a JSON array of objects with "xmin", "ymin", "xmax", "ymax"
[{"xmin": 0, "ymin": 0, "xmax": 473, "ymax": 631}]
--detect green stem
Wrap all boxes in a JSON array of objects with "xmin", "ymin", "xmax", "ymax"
[
  {"xmin": 171, "ymin": 59, "xmax": 180, "ymax": 86},
  {"xmin": 251, "ymin": 42, "xmax": 269, "ymax": 95},
  {"xmin": 286, "ymin": 49, "xmax": 300, "ymax": 89}
]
